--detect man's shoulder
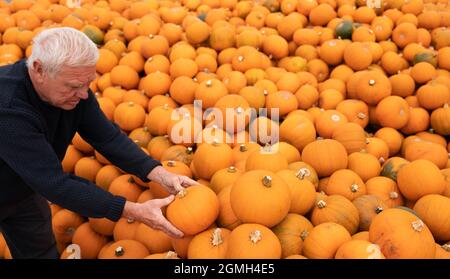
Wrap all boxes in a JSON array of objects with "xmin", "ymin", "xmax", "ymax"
[{"xmin": 0, "ymin": 62, "xmax": 26, "ymax": 108}]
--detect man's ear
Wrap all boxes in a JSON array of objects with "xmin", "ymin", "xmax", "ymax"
[{"xmin": 32, "ymin": 60, "xmax": 45, "ymax": 82}]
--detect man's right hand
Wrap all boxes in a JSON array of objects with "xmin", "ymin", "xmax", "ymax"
[{"xmin": 122, "ymin": 196, "xmax": 183, "ymax": 239}]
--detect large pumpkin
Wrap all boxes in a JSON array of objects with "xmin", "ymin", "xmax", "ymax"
[
  {"xmin": 230, "ymin": 170, "xmax": 291, "ymax": 227},
  {"xmin": 301, "ymin": 139, "xmax": 348, "ymax": 177},
  {"xmin": 413, "ymin": 194, "xmax": 450, "ymax": 242},
  {"xmin": 225, "ymin": 223, "xmax": 282, "ymax": 259},
  {"xmin": 311, "ymin": 195, "xmax": 360, "ymax": 235},
  {"xmin": 166, "ymin": 185, "xmax": 220, "ymax": 235},
  {"xmin": 397, "ymin": 159, "xmax": 446, "ymax": 201},
  {"xmin": 369, "ymin": 208, "xmax": 436, "ymax": 259},
  {"xmin": 272, "ymin": 214, "xmax": 314, "ymax": 258},
  {"xmin": 302, "ymin": 222, "xmax": 352, "ymax": 259}
]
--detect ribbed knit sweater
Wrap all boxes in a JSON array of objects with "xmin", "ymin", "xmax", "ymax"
[{"xmin": 0, "ymin": 60, "xmax": 161, "ymax": 221}]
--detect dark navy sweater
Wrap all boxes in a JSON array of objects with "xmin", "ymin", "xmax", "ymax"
[{"xmin": 0, "ymin": 60, "xmax": 161, "ymax": 221}]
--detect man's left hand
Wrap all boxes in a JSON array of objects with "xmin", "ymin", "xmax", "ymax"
[{"xmin": 147, "ymin": 165, "xmax": 199, "ymax": 194}]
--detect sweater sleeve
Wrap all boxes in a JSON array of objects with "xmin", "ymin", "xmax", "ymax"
[
  {"xmin": 0, "ymin": 109, "xmax": 126, "ymax": 221},
  {"xmin": 77, "ymin": 92, "xmax": 161, "ymax": 182}
]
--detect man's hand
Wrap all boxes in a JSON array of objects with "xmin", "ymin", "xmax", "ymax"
[
  {"xmin": 147, "ymin": 165, "xmax": 199, "ymax": 194},
  {"xmin": 122, "ymin": 197, "xmax": 183, "ymax": 238}
]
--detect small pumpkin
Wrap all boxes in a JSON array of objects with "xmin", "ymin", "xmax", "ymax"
[
  {"xmin": 311, "ymin": 194, "xmax": 360, "ymax": 235},
  {"xmin": 302, "ymin": 222, "xmax": 352, "ymax": 259},
  {"xmin": 72, "ymin": 223, "xmax": 109, "ymax": 259},
  {"xmin": 225, "ymin": 223, "xmax": 282, "ymax": 259},
  {"xmin": 98, "ymin": 240, "xmax": 149, "ymax": 259},
  {"xmin": 272, "ymin": 214, "xmax": 314, "ymax": 258},
  {"xmin": 113, "ymin": 218, "xmax": 140, "ymax": 242},
  {"xmin": 335, "ymin": 240, "xmax": 385, "ymax": 259},
  {"xmin": 352, "ymin": 195, "xmax": 389, "ymax": 231},
  {"xmin": 192, "ymin": 141, "xmax": 233, "ymax": 180},
  {"xmin": 187, "ymin": 228, "xmax": 231, "ymax": 259},
  {"xmin": 413, "ymin": 194, "xmax": 450, "ymax": 242},
  {"xmin": 326, "ymin": 169, "xmax": 367, "ymax": 201},
  {"xmin": 276, "ymin": 169, "xmax": 316, "ymax": 215},
  {"xmin": 302, "ymin": 139, "xmax": 348, "ymax": 178},
  {"xmin": 397, "ymin": 159, "xmax": 446, "ymax": 201},
  {"xmin": 366, "ymin": 177, "xmax": 404, "ymax": 208},
  {"xmin": 348, "ymin": 150, "xmax": 381, "ymax": 182}
]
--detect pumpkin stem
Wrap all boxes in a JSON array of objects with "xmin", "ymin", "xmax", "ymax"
[
  {"xmin": 143, "ymin": 126, "xmax": 149, "ymax": 132},
  {"xmin": 206, "ymin": 80, "xmax": 213, "ymax": 87},
  {"xmin": 350, "ymin": 184, "xmax": 359, "ymax": 193},
  {"xmin": 126, "ymin": 218, "xmax": 135, "ymax": 224},
  {"xmin": 128, "ymin": 101, "xmax": 134, "ymax": 106},
  {"xmin": 442, "ymin": 244, "xmax": 450, "ymax": 252},
  {"xmin": 249, "ymin": 230, "xmax": 262, "ymax": 244},
  {"xmin": 127, "ymin": 176, "xmax": 136, "ymax": 184},
  {"xmin": 263, "ymin": 89, "xmax": 268, "ymax": 96},
  {"xmin": 177, "ymin": 189, "xmax": 187, "ymax": 198},
  {"xmin": 262, "ymin": 176, "xmax": 272, "ymax": 187},
  {"xmin": 66, "ymin": 227, "xmax": 76, "ymax": 235},
  {"xmin": 165, "ymin": 251, "xmax": 178, "ymax": 259},
  {"xmin": 236, "ymin": 107, "xmax": 243, "ymax": 114},
  {"xmin": 115, "ymin": 246, "xmax": 125, "ymax": 257},
  {"xmin": 379, "ymin": 157, "xmax": 385, "ymax": 164},
  {"xmin": 186, "ymin": 147, "xmax": 193, "ymax": 154},
  {"xmin": 212, "ymin": 138, "xmax": 220, "ymax": 146},
  {"xmin": 237, "ymin": 56, "xmax": 244, "ymax": 62},
  {"xmin": 411, "ymin": 219, "xmax": 424, "ymax": 232},
  {"xmin": 357, "ymin": 112, "xmax": 366, "ymax": 119},
  {"xmin": 317, "ymin": 200, "xmax": 327, "ymax": 208},
  {"xmin": 167, "ymin": 160, "xmax": 176, "ymax": 167},
  {"xmin": 296, "ymin": 168, "xmax": 311, "ymax": 180},
  {"xmin": 300, "ymin": 230, "xmax": 309, "ymax": 241},
  {"xmin": 211, "ymin": 228, "xmax": 224, "ymax": 247},
  {"xmin": 375, "ymin": 206, "xmax": 384, "ymax": 214},
  {"xmin": 368, "ymin": 79, "xmax": 376, "ymax": 86},
  {"xmin": 228, "ymin": 166, "xmax": 237, "ymax": 173},
  {"xmin": 163, "ymin": 103, "xmax": 169, "ymax": 110},
  {"xmin": 389, "ymin": 191, "xmax": 399, "ymax": 199},
  {"xmin": 444, "ymin": 103, "xmax": 449, "ymax": 109},
  {"xmin": 239, "ymin": 144, "xmax": 247, "ymax": 152}
]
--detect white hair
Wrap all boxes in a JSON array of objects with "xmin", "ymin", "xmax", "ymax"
[{"xmin": 27, "ymin": 27, "xmax": 99, "ymax": 76}]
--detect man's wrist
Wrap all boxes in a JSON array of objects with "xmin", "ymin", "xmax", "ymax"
[
  {"xmin": 122, "ymin": 201, "xmax": 139, "ymax": 220},
  {"xmin": 147, "ymin": 165, "xmax": 165, "ymax": 183}
]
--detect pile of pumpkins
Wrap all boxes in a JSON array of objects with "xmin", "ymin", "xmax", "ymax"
[{"xmin": 1, "ymin": 0, "xmax": 450, "ymax": 259}]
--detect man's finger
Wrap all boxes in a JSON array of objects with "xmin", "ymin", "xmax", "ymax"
[
  {"xmin": 180, "ymin": 176, "xmax": 200, "ymax": 187},
  {"xmin": 172, "ymin": 178, "xmax": 184, "ymax": 193},
  {"xmin": 158, "ymin": 218, "xmax": 184, "ymax": 238},
  {"xmin": 154, "ymin": 195, "xmax": 175, "ymax": 207}
]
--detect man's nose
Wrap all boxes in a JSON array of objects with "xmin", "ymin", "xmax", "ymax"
[{"xmin": 76, "ymin": 87, "xmax": 89, "ymax": 100}]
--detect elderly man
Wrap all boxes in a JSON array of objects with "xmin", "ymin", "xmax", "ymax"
[{"xmin": 0, "ymin": 27, "xmax": 196, "ymax": 259}]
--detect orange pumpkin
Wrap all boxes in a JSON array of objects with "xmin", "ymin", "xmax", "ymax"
[
  {"xmin": 352, "ymin": 195, "xmax": 389, "ymax": 231},
  {"xmin": 272, "ymin": 214, "xmax": 314, "ymax": 258},
  {"xmin": 52, "ymin": 209, "xmax": 85, "ymax": 245},
  {"xmin": 311, "ymin": 195, "xmax": 360, "ymax": 235},
  {"xmin": 187, "ymin": 228, "xmax": 231, "ymax": 259},
  {"xmin": 217, "ymin": 185, "xmax": 242, "ymax": 230},
  {"xmin": 210, "ymin": 166, "xmax": 243, "ymax": 195},
  {"xmin": 225, "ymin": 223, "xmax": 282, "ymax": 259},
  {"xmin": 331, "ymin": 122, "xmax": 367, "ymax": 154},
  {"xmin": 302, "ymin": 139, "xmax": 348, "ymax": 177},
  {"xmin": 366, "ymin": 176, "xmax": 405, "ymax": 208},
  {"xmin": 167, "ymin": 185, "xmax": 220, "ymax": 235},
  {"xmin": 413, "ymin": 194, "xmax": 450, "ymax": 242},
  {"xmin": 335, "ymin": 240, "xmax": 385, "ymax": 259},
  {"xmin": 276, "ymin": 169, "xmax": 316, "ymax": 215},
  {"xmin": 113, "ymin": 218, "xmax": 140, "ymax": 242},
  {"xmin": 98, "ymin": 240, "xmax": 149, "ymax": 259},
  {"xmin": 134, "ymin": 223, "xmax": 173, "ymax": 254},
  {"xmin": 326, "ymin": 169, "xmax": 367, "ymax": 201},
  {"xmin": 230, "ymin": 170, "xmax": 291, "ymax": 227},
  {"xmin": 192, "ymin": 141, "xmax": 233, "ymax": 180},
  {"xmin": 279, "ymin": 114, "xmax": 316, "ymax": 152},
  {"xmin": 72, "ymin": 223, "xmax": 109, "ymax": 259},
  {"xmin": 369, "ymin": 208, "xmax": 436, "ymax": 259},
  {"xmin": 245, "ymin": 145, "xmax": 289, "ymax": 172},
  {"xmin": 397, "ymin": 159, "xmax": 446, "ymax": 201},
  {"xmin": 348, "ymin": 151, "xmax": 381, "ymax": 182},
  {"xmin": 302, "ymin": 222, "xmax": 352, "ymax": 259}
]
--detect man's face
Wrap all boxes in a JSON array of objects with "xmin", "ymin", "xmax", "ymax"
[{"xmin": 32, "ymin": 62, "xmax": 96, "ymax": 110}]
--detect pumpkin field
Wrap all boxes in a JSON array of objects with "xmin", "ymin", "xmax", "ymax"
[{"xmin": 1, "ymin": 0, "xmax": 450, "ymax": 259}]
